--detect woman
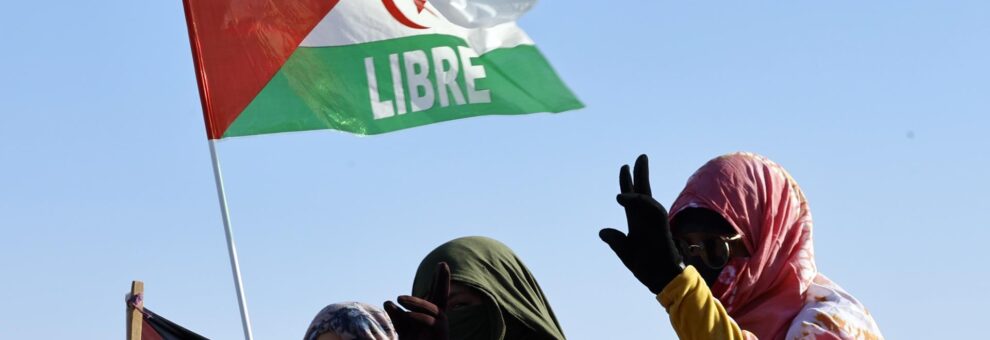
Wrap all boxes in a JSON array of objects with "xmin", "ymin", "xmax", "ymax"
[
  {"xmin": 600, "ymin": 153, "xmax": 882, "ymax": 339},
  {"xmin": 303, "ymin": 302, "xmax": 398, "ymax": 340},
  {"xmin": 384, "ymin": 236, "xmax": 566, "ymax": 340}
]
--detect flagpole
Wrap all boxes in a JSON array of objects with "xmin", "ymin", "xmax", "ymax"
[
  {"xmin": 183, "ymin": 0, "xmax": 255, "ymax": 337},
  {"xmin": 208, "ymin": 140, "xmax": 255, "ymax": 340}
]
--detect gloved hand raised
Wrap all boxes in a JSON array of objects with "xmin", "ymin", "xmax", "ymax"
[
  {"xmin": 599, "ymin": 154, "xmax": 685, "ymax": 294},
  {"xmin": 384, "ymin": 262, "xmax": 451, "ymax": 340}
]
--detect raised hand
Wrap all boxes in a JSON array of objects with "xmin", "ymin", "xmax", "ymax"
[
  {"xmin": 599, "ymin": 154, "xmax": 684, "ymax": 294},
  {"xmin": 385, "ymin": 262, "xmax": 451, "ymax": 340}
]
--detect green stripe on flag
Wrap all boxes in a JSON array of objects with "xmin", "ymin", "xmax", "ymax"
[{"xmin": 223, "ymin": 34, "xmax": 582, "ymax": 137}]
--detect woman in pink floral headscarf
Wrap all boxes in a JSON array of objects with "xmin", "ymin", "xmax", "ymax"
[{"xmin": 601, "ymin": 153, "xmax": 882, "ymax": 340}]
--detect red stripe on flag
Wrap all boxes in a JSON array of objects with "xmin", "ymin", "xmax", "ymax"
[
  {"xmin": 182, "ymin": 0, "xmax": 340, "ymax": 139},
  {"xmin": 142, "ymin": 319, "xmax": 165, "ymax": 340}
]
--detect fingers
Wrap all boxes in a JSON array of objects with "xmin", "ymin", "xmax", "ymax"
[
  {"xmin": 385, "ymin": 300, "xmax": 436, "ymax": 331},
  {"xmin": 404, "ymin": 311, "xmax": 437, "ymax": 326},
  {"xmin": 600, "ymin": 228, "xmax": 637, "ymax": 271},
  {"xmin": 619, "ymin": 164, "xmax": 632, "ymax": 193},
  {"xmin": 397, "ymin": 295, "xmax": 440, "ymax": 316},
  {"xmin": 384, "ymin": 300, "xmax": 401, "ymax": 314},
  {"xmin": 633, "ymin": 154, "xmax": 651, "ymax": 196},
  {"xmin": 599, "ymin": 228, "xmax": 628, "ymax": 255},
  {"xmin": 428, "ymin": 262, "xmax": 451, "ymax": 310},
  {"xmin": 616, "ymin": 192, "xmax": 642, "ymax": 207},
  {"xmin": 617, "ymin": 193, "xmax": 667, "ymax": 213},
  {"xmin": 384, "ymin": 300, "xmax": 410, "ymax": 330},
  {"xmin": 616, "ymin": 193, "xmax": 652, "ymax": 213},
  {"xmin": 616, "ymin": 193, "xmax": 670, "ymax": 232},
  {"xmin": 384, "ymin": 300, "xmax": 405, "ymax": 319},
  {"xmin": 620, "ymin": 154, "xmax": 652, "ymax": 195}
]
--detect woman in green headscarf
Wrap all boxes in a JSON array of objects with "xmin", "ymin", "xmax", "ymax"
[{"xmin": 384, "ymin": 236, "xmax": 566, "ymax": 340}]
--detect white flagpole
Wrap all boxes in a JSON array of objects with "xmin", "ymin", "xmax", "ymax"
[{"xmin": 208, "ymin": 139, "xmax": 255, "ymax": 340}]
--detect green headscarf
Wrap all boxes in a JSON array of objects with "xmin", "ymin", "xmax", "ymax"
[{"xmin": 412, "ymin": 237, "xmax": 566, "ymax": 340}]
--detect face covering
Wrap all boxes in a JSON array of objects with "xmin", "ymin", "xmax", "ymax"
[
  {"xmin": 412, "ymin": 236, "xmax": 566, "ymax": 340},
  {"xmin": 447, "ymin": 304, "xmax": 502, "ymax": 340}
]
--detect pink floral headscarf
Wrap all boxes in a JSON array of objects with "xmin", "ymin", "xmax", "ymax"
[{"xmin": 670, "ymin": 153, "xmax": 881, "ymax": 340}]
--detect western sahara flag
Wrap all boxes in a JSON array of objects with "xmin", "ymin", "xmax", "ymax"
[
  {"xmin": 141, "ymin": 308, "xmax": 209, "ymax": 340},
  {"xmin": 183, "ymin": 0, "xmax": 583, "ymax": 139}
]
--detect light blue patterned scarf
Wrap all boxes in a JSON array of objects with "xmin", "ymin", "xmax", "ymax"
[{"xmin": 304, "ymin": 302, "xmax": 397, "ymax": 340}]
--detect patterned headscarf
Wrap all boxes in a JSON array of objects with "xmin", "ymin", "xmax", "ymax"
[
  {"xmin": 670, "ymin": 153, "xmax": 881, "ymax": 340},
  {"xmin": 304, "ymin": 302, "xmax": 398, "ymax": 340}
]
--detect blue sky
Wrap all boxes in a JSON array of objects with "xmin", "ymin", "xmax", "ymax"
[{"xmin": 0, "ymin": 1, "xmax": 987, "ymax": 339}]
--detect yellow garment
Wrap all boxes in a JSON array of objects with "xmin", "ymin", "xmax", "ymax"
[{"xmin": 658, "ymin": 266, "xmax": 748, "ymax": 340}]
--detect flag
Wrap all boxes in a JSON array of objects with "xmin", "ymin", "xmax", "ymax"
[
  {"xmin": 183, "ymin": 0, "xmax": 583, "ymax": 139},
  {"xmin": 140, "ymin": 308, "xmax": 209, "ymax": 340},
  {"xmin": 428, "ymin": 0, "xmax": 539, "ymax": 28}
]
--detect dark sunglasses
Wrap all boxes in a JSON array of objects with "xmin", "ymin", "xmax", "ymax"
[{"xmin": 676, "ymin": 234, "xmax": 744, "ymax": 269}]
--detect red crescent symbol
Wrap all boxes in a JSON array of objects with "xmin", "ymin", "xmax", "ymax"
[{"xmin": 382, "ymin": 0, "xmax": 429, "ymax": 29}]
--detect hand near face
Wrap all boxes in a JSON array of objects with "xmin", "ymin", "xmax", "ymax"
[
  {"xmin": 599, "ymin": 154, "xmax": 685, "ymax": 294},
  {"xmin": 385, "ymin": 262, "xmax": 451, "ymax": 340}
]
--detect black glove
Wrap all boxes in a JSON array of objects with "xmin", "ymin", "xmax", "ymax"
[
  {"xmin": 600, "ymin": 154, "xmax": 685, "ymax": 294},
  {"xmin": 385, "ymin": 262, "xmax": 450, "ymax": 340}
]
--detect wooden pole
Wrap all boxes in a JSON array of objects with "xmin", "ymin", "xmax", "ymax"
[{"xmin": 127, "ymin": 281, "xmax": 144, "ymax": 340}]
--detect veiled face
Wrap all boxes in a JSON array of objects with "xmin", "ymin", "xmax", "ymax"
[
  {"xmin": 447, "ymin": 282, "xmax": 487, "ymax": 311},
  {"xmin": 672, "ymin": 208, "xmax": 750, "ymax": 286}
]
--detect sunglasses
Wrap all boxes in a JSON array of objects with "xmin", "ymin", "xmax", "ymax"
[{"xmin": 676, "ymin": 234, "xmax": 744, "ymax": 269}]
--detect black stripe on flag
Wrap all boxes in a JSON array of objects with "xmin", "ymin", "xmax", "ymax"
[{"xmin": 143, "ymin": 308, "xmax": 209, "ymax": 340}]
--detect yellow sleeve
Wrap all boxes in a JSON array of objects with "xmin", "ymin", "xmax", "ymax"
[{"xmin": 657, "ymin": 266, "xmax": 750, "ymax": 340}]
